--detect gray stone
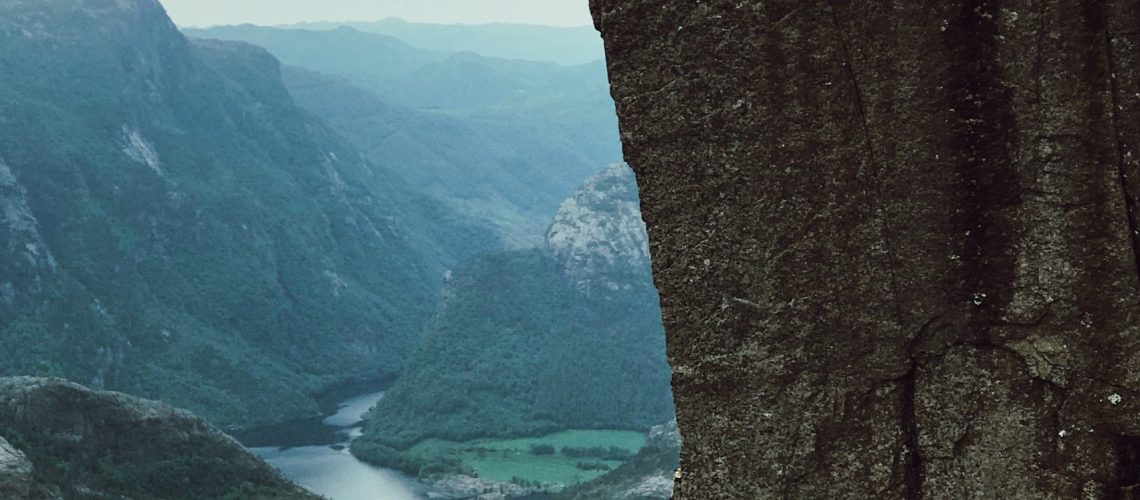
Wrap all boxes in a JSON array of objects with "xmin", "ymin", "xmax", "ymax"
[
  {"xmin": 590, "ymin": 0, "xmax": 1140, "ymax": 497},
  {"xmin": 0, "ymin": 436, "xmax": 34, "ymax": 499}
]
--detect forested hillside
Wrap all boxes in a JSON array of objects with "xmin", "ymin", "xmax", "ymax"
[{"xmin": 353, "ymin": 165, "xmax": 674, "ymax": 466}]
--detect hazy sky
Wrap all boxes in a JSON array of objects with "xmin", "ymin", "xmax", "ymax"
[{"xmin": 160, "ymin": 0, "xmax": 594, "ymax": 28}]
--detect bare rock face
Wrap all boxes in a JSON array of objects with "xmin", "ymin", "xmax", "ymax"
[
  {"xmin": 590, "ymin": 1, "xmax": 1140, "ymax": 497},
  {"xmin": 0, "ymin": 436, "xmax": 39, "ymax": 499},
  {"xmin": 546, "ymin": 163, "xmax": 652, "ymax": 292}
]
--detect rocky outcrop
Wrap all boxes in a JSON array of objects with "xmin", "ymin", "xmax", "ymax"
[
  {"xmin": 546, "ymin": 163, "xmax": 652, "ymax": 293},
  {"xmin": 592, "ymin": 0, "xmax": 1140, "ymax": 497},
  {"xmin": 0, "ymin": 436, "xmax": 40, "ymax": 499},
  {"xmin": 0, "ymin": 377, "xmax": 318, "ymax": 499}
]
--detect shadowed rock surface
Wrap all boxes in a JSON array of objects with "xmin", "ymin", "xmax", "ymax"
[
  {"xmin": 0, "ymin": 377, "xmax": 319, "ymax": 499},
  {"xmin": 591, "ymin": 0, "xmax": 1140, "ymax": 497}
]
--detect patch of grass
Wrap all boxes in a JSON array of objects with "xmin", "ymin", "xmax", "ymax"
[{"xmin": 406, "ymin": 430, "xmax": 647, "ymax": 489}]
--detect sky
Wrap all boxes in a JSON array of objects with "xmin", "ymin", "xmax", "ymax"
[{"xmin": 160, "ymin": 0, "xmax": 594, "ymax": 28}]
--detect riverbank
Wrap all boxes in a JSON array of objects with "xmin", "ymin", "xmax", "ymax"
[
  {"xmin": 234, "ymin": 379, "xmax": 392, "ymax": 448},
  {"xmin": 241, "ymin": 387, "xmax": 664, "ymax": 499}
]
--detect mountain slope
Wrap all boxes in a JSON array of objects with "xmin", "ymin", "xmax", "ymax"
[
  {"xmin": 353, "ymin": 165, "xmax": 674, "ymax": 459},
  {"xmin": 0, "ymin": 377, "xmax": 319, "ymax": 499},
  {"xmin": 0, "ymin": 0, "xmax": 483, "ymax": 427}
]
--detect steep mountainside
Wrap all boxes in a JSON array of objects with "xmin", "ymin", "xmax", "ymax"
[
  {"xmin": 592, "ymin": 0, "xmax": 1140, "ymax": 497},
  {"xmin": 0, "ymin": 0, "xmax": 487, "ymax": 427},
  {"xmin": 185, "ymin": 24, "xmax": 621, "ymax": 243},
  {"xmin": 0, "ymin": 377, "xmax": 318, "ymax": 499},
  {"xmin": 283, "ymin": 18, "xmax": 604, "ymax": 65},
  {"xmin": 352, "ymin": 165, "xmax": 673, "ymax": 459}
]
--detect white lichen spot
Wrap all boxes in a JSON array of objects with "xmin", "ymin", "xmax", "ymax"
[
  {"xmin": 1109, "ymin": 393, "xmax": 1123, "ymax": 405},
  {"xmin": 673, "ymin": 468, "xmax": 683, "ymax": 480},
  {"xmin": 972, "ymin": 292, "xmax": 987, "ymax": 306},
  {"xmin": 1059, "ymin": 429, "xmax": 1067, "ymax": 437}
]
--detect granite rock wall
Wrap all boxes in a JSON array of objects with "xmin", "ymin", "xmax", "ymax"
[{"xmin": 590, "ymin": 1, "xmax": 1140, "ymax": 497}]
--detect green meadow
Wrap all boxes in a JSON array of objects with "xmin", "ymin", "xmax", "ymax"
[{"xmin": 406, "ymin": 430, "xmax": 647, "ymax": 489}]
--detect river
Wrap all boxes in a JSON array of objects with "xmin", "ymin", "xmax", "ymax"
[{"xmin": 245, "ymin": 391, "xmax": 431, "ymax": 500}]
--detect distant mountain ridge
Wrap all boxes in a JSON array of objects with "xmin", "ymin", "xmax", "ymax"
[
  {"xmin": 187, "ymin": 23, "xmax": 622, "ymax": 244},
  {"xmin": 279, "ymin": 17, "xmax": 604, "ymax": 66}
]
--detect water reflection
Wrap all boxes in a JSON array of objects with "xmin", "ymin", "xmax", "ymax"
[{"xmin": 247, "ymin": 391, "xmax": 429, "ymax": 500}]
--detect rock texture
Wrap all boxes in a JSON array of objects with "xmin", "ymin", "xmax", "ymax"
[
  {"xmin": 0, "ymin": 377, "xmax": 318, "ymax": 499},
  {"xmin": 591, "ymin": 0, "xmax": 1140, "ymax": 497}
]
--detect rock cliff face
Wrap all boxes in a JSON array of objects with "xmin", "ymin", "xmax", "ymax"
[
  {"xmin": 0, "ymin": 377, "xmax": 317, "ymax": 499},
  {"xmin": 591, "ymin": 1, "xmax": 1140, "ymax": 497}
]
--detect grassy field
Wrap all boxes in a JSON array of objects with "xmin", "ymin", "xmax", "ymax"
[{"xmin": 405, "ymin": 430, "xmax": 647, "ymax": 489}]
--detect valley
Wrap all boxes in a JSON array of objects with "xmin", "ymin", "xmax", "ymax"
[
  {"xmin": 244, "ymin": 387, "xmax": 659, "ymax": 498},
  {"xmin": 0, "ymin": 1, "xmax": 676, "ymax": 498}
]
